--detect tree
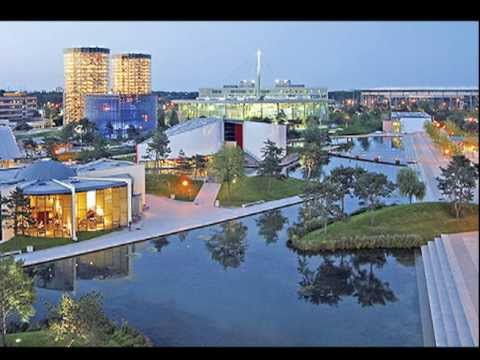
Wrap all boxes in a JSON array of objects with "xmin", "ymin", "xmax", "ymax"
[
  {"xmin": 354, "ymin": 172, "xmax": 396, "ymax": 225},
  {"xmin": 396, "ymin": 168, "xmax": 426, "ymax": 204},
  {"xmin": 105, "ymin": 121, "xmax": 114, "ymax": 140},
  {"xmin": 256, "ymin": 209, "xmax": 288, "ymax": 245},
  {"xmin": 208, "ymin": 145, "xmax": 244, "ymax": 199},
  {"xmin": 127, "ymin": 125, "xmax": 140, "ymax": 140},
  {"xmin": 77, "ymin": 136, "xmax": 110, "ymax": 163},
  {"xmin": 146, "ymin": 128, "xmax": 171, "ymax": 168},
  {"xmin": 1, "ymin": 187, "xmax": 35, "ymax": 236},
  {"xmin": 258, "ymin": 139, "xmax": 284, "ymax": 191},
  {"xmin": 275, "ymin": 110, "xmax": 287, "ymax": 124},
  {"xmin": 60, "ymin": 122, "xmax": 76, "ymax": 144},
  {"xmin": 47, "ymin": 291, "xmax": 112, "ymax": 347},
  {"xmin": 299, "ymin": 126, "xmax": 330, "ymax": 180},
  {"xmin": 0, "ymin": 257, "xmax": 36, "ymax": 347},
  {"xmin": 168, "ymin": 110, "xmax": 179, "ymax": 127},
  {"xmin": 328, "ymin": 166, "xmax": 365, "ymax": 215},
  {"xmin": 436, "ymin": 155, "xmax": 479, "ymax": 218},
  {"xmin": 303, "ymin": 178, "xmax": 343, "ymax": 233},
  {"xmin": 76, "ymin": 118, "xmax": 97, "ymax": 145},
  {"xmin": 192, "ymin": 154, "xmax": 207, "ymax": 178}
]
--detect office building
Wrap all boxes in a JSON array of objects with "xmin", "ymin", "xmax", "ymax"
[
  {"xmin": 360, "ymin": 87, "xmax": 479, "ymax": 111},
  {"xmin": 112, "ymin": 53, "xmax": 151, "ymax": 95},
  {"xmin": 172, "ymin": 50, "xmax": 328, "ymax": 124},
  {"xmin": 0, "ymin": 92, "xmax": 38, "ymax": 122},
  {"xmin": 63, "ymin": 47, "xmax": 110, "ymax": 124}
]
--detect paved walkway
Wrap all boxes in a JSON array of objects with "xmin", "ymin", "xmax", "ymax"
[
  {"xmin": 15, "ymin": 194, "xmax": 303, "ymax": 267},
  {"xmin": 194, "ymin": 182, "xmax": 222, "ymax": 207}
]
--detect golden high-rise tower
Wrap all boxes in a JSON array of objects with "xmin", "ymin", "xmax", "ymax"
[
  {"xmin": 63, "ymin": 47, "xmax": 110, "ymax": 124},
  {"xmin": 112, "ymin": 53, "xmax": 151, "ymax": 95}
]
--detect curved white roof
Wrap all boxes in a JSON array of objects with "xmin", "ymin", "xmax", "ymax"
[{"xmin": 0, "ymin": 126, "xmax": 23, "ymax": 160}]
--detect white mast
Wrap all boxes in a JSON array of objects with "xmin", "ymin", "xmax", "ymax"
[{"xmin": 256, "ymin": 49, "xmax": 261, "ymax": 99}]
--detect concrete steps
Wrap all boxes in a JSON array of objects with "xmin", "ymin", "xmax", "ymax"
[{"xmin": 421, "ymin": 233, "xmax": 479, "ymax": 347}]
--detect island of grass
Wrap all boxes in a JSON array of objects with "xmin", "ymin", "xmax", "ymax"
[
  {"xmin": 146, "ymin": 173, "xmax": 203, "ymax": 201},
  {"xmin": 0, "ymin": 230, "xmax": 115, "ymax": 254},
  {"xmin": 217, "ymin": 175, "xmax": 306, "ymax": 207},
  {"xmin": 290, "ymin": 202, "xmax": 479, "ymax": 252}
]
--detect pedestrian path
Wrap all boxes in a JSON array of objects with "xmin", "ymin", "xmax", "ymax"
[
  {"xmin": 15, "ymin": 194, "xmax": 304, "ymax": 267},
  {"xmin": 420, "ymin": 231, "xmax": 478, "ymax": 347},
  {"xmin": 194, "ymin": 182, "xmax": 222, "ymax": 207}
]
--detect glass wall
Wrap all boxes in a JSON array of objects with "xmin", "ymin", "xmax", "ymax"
[
  {"xmin": 25, "ymin": 185, "xmax": 128, "ymax": 239},
  {"xmin": 85, "ymin": 94, "xmax": 157, "ymax": 139}
]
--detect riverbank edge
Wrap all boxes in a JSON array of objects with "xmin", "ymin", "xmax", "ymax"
[{"xmin": 288, "ymin": 202, "xmax": 479, "ymax": 253}]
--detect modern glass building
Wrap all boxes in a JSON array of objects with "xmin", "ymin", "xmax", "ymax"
[
  {"xmin": 63, "ymin": 47, "xmax": 110, "ymax": 124},
  {"xmin": 173, "ymin": 98, "xmax": 329, "ymax": 124},
  {"xmin": 85, "ymin": 94, "xmax": 157, "ymax": 138},
  {"xmin": 112, "ymin": 53, "xmax": 151, "ymax": 95}
]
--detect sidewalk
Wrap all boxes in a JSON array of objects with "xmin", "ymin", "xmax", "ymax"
[
  {"xmin": 15, "ymin": 194, "xmax": 303, "ymax": 267},
  {"xmin": 194, "ymin": 182, "xmax": 222, "ymax": 207}
]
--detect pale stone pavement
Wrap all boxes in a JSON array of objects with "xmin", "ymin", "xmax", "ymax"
[{"xmin": 194, "ymin": 182, "xmax": 221, "ymax": 207}]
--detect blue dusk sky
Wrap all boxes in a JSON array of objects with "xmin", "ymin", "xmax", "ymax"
[{"xmin": 0, "ymin": 21, "xmax": 478, "ymax": 91}]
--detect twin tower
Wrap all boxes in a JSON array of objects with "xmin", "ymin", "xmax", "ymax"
[{"xmin": 63, "ymin": 47, "xmax": 152, "ymax": 124}]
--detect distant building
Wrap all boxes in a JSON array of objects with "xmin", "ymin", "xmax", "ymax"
[
  {"xmin": 0, "ymin": 92, "xmax": 38, "ymax": 122},
  {"xmin": 112, "ymin": 53, "xmax": 151, "ymax": 95},
  {"xmin": 172, "ymin": 50, "xmax": 328, "ymax": 124},
  {"xmin": 85, "ymin": 94, "xmax": 157, "ymax": 139},
  {"xmin": 137, "ymin": 117, "xmax": 287, "ymax": 166},
  {"xmin": 0, "ymin": 158, "xmax": 145, "ymax": 242},
  {"xmin": 360, "ymin": 87, "xmax": 479, "ymax": 111},
  {"xmin": 382, "ymin": 112, "xmax": 432, "ymax": 134},
  {"xmin": 63, "ymin": 47, "xmax": 110, "ymax": 124}
]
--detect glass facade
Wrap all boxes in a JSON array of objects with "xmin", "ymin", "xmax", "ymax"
[
  {"xmin": 63, "ymin": 48, "xmax": 110, "ymax": 124},
  {"xmin": 24, "ymin": 185, "xmax": 128, "ymax": 239},
  {"xmin": 176, "ymin": 100, "xmax": 328, "ymax": 124},
  {"xmin": 85, "ymin": 94, "xmax": 157, "ymax": 138},
  {"xmin": 113, "ymin": 54, "xmax": 151, "ymax": 95}
]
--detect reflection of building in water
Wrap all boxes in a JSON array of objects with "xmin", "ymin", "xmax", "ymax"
[
  {"xmin": 29, "ymin": 258, "xmax": 76, "ymax": 292},
  {"xmin": 76, "ymin": 245, "xmax": 133, "ymax": 280},
  {"xmin": 27, "ymin": 245, "xmax": 134, "ymax": 292}
]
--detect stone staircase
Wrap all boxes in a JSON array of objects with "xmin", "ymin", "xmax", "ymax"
[{"xmin": 420, "ymin": 232, "xmax": 478, "ymax": 347}]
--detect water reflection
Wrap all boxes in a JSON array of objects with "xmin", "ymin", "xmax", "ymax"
[
  {"xmin": 151, "ymin": 236, "xmax": 170, "ymax": 253},
  {"xmin": 256, "ymin": 209, "xmax": 288, "ymax": 245},
  {"xmin": 205, "ymin": 220, "xmax": 248, "ymax": 270},
  {"xmin": 297, "ymin": 250, "xmax": 398, "ymax": 307},
  {"xmin": 358, "ymin": 137, "xmax": 370, "ymax": 152},
  {"xmin": 26, "ymin": 245, "xmax": 134, "ymax": 292}
]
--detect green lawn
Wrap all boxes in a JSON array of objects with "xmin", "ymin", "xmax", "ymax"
[
  {"xmin": 217, "ymin": 175, "xmax": 306, "ymax": 207},
  {"xmin": 6, "ymin": 328, "xmax": 150, "ymax": 347},
  {"xmin": 292, "ymin": 202, "xmax": 479, "ymax": 251},
  {"xmin": 5, "ymin": 330, "xmax": 54, "ymax": 347},
  {"xmin": 146, "ymin": 173, "xmax": 203, "ymax": 201},
  {"xmin": 0, "ymin": 230, "xmax": 115, "ymax": 254}
]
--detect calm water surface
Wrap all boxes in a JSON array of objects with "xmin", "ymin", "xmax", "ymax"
[{"xmin": 25, "ymin": 142, "xmax": 424, "ymax": 346}]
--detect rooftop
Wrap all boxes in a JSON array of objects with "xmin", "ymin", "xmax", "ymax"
[
  {"xmin": 165, "ymin": 117, "xmax": 221, "ymax": 137},
  {"xmin": 75, "ymin": 158, "xmax": 136, "ymax": 173},
  {"xmin": 0, "ymin": 126, "xmax": 24, "ymax": 160},
  {"xmin": 391, "ymin": 111, "xmax": 432, "ymax": 118},
  {"xmin": 15, "ymin": 160, "xmax": 77, "ymax": 182}
]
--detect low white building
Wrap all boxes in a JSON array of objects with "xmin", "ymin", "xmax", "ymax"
[
  {"xmin": 137, "ymin": 117, "xmax": 287, "ymax": 163},
  {"xmin": 383, "ymin": 112, "xmax": 432, "ymax": 134}
]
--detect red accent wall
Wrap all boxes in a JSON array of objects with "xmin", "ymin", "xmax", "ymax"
[{"xmin": 234, "ymin": 123, "xmax": 243, "ymax": 149}]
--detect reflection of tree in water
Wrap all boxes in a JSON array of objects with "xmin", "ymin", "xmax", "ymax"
[
  {"xmin": 177, "ymin": 231, "xmax": 188, "ymax": 242},
  {"xmin": 151, "ymin": 236, "xmax": 170, "ymax": 253},
  {"xmin": 301, "ymin": 156, "xmax": 330, "ymax": 180},
  {"xmin": 297, "ymin": 250, "xmax": 397, "ymax": 307},
  {"xmin": 26, "ymin": 263, "xmax": 56, "ymax": 287},
  {"xmin": 256, "ymin": 209, "xmax": 288, "ymax": 245},
  {"xmin": 297, "ymin": 256, "xmax": 354, "ymax": 306},
  {"xmin": 205, "ymin": 220, "xmax": 248, "ymax": 270},
  {"xmin": 358, "ymin": 137, "xmax": 370, "ymax": 152},
  {"xmin": 387, "ymin": 249, "xmax": 415, "ymax": 268}
]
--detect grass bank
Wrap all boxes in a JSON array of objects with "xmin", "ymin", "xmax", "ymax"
[
  {"xmin": 290, "ymin": 202, "xmax": 479, "ymax": 252},
  {"xmin": 0, "ymin": 230, "xmax": 115, "ymax": 254},
  {"xmin": 217, "ymin": 175, "xmax": 306, "ymax": 207},
  {"xmin": 6, "ymin": 328, "xmax": 151, "ymax": 347},
  {"xmin": 146, "ymin": 173, "xmax": 203, "ymax": 201}
]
